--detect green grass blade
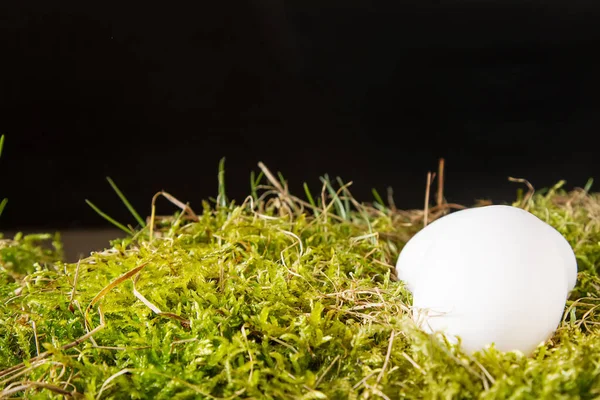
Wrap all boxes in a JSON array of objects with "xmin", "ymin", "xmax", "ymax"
[
  {"xmin": 584, "ymin": 178, "xmax": 594, "ymax": 194},
  {"xmin": 218, "ymin": 158, "xmax": 228, "ymax": 208},
  {"xmin": 250, "ymin": 170, "xmax": 264, "ymax": 200},
  {"xmin": 85, "ymin": 199, "xmax": 133, "ymax": 234},
  {"xmin": 250, "ymin": 171, "xmax": 257, "ymax": 200},
  {"xmin": 320, "ymin": 175, "xmax": 347, "ymax": 220},
  {"xmin": 303, "ymin": 182, "xmax": 319, "ymax": 216},
  {"xmin": 340, "ymin": 185, "xmax": 375, "ymax": 244},
  {"xmin": 371, "ymin": 188, "xmax": 387, "ymax": 212},
  {"xmin": 336, "ymin": 177, "xmax": 351, "ymax": 216},
  {"xmin": 277, "ymin": 172, "xmax": 287, "ymax": 188},
  {"xmin": 0, "ymin": 135, "xmax": 4, "ymax": 159},
  {"xmin": 372, "ymin": 188, "xmax": 385, "ymax": 207},
  {"xmin": 254, "ymin": 170, "xmax": 264, "ymax": 187},
  {"xmin": 106, "ymin": 177, "xmax": 146, "ymax": 228},
  {"xmin": 0, "ymin": 198, "xmax": 7, "ymax": 217}
]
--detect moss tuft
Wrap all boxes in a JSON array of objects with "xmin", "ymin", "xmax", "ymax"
[{"xmin": 1, "ymin": 167, "xmax": 600, "ymax": 399}]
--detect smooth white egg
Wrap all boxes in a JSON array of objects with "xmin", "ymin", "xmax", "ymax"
[{"xmin": 396, "ymin": 205, "xmax": 577, "ymax": 354}]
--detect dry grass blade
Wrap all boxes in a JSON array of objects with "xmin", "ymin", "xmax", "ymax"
[
  {"xmin": 149, "ymin": 191, "xmax": 199, "ymax": 240},
  {"xmin": 508, "ymin": 177, "xmax": 535, "ymax": 210},
  {"xmin": 0, "ymin": 381, "xmax": 85, "ymax": 398},
  {"xmin": 429, "ymin": 203, "xmax": 466, "ymax": 212},
  {"xmin": 96, "ymin": 368, "xmax": 134, "ymax": 399},
  {"xmin": 377, "ymin": 331, "xmax": 395, "ymax": 383},
  {"xmin": 85, "ymin": 263, "xmax": 149, "ymax": 319},
  {"xmin": 132, "ymin": 279, "xmax": 162, "ymax": 314},
  {"xmin": 324, "ymin": 181, "xmax": 354, "ymax": 220},
  {"xmin": 158, "ymin": 312, "xmax": 191, "ymax": 329},
  {"xmin": 257, "ymin": 162, "xmax": 285, "ymax": 193},
  {"xmin": 61, "ymin": 306, "xmax": 106, "ymax": 351},
  {"xmin": 153, "ymin": 191, "xmax": 198, "ymax": 221},
  {"xmin": 437, "ymin": 158, "xmax": 445, "ymax": 209},
  {"xmin": 401, "ymin": 352, "xmax": 425, "ymax": 375},
  {"xmin": 160, "ymin": 191, "xmax": 199, "ymax": 221},
  {"xmin": 0, "ymin": 360, "xmax": 63, "ymax": 387},
  {"xmin": 403, "ymin": 202, "xmax": 467, "ymax": 226},
  {"xmin": 423, "ymin": 172, "xmax": 434, "ymax": 227},
  {"xmin": 98, "ymin": 368, "xmax": 244, "ymax": 400},
  {"xmin": 315, "ymin": 355, "xmax": 340, "ymax": 387},
  {"xmin": 257, "ymin": 162, "xmax": 300, "ymax": 214},
  {"xmin": 31, "ymin": 320, "xmax": 40, "ymax": 356},
  {"xmin": 241, "ymin": 325, "xmax": 254, "ymax": 383}
]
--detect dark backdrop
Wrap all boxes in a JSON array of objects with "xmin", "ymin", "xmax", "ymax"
[{"xmin": 2, "ymin": 1, "xmax": 600, "ymax": 230}]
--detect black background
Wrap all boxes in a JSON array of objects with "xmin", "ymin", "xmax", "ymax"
[{"xmin": 2, "ymin": 1, "xmax": 600, "ymax": 230}]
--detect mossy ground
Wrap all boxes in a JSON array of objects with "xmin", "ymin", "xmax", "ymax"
[{"xmin": 1, "ymin": 165, "xmax": 600, "ymax": 399}]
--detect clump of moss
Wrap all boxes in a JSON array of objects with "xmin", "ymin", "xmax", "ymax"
[
  {"xmin": 1, "ymin": 166, "xmax": 600, "ymax": 399},
  {"xmin": 0, "ymin": 233, "xmax": 63, "ymax": 278}
]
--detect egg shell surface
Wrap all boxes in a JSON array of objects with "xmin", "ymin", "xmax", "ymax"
[{"xmin": 396, "ymin": 205, "xmax": 577, "ymax": 354}]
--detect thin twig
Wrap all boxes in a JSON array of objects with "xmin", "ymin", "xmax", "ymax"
[
  {"xmin": 377, "ymin": 331, "xmax": 395, "ymax": 383},
  {"xmin": 315, "ymin": 355, "xmax": 340, "ymax": 387},
  {"xmin": 0, "ymin": 360, "xmax": 63, "ymax": 387},
  {"xmin": 97, "ymin": 368, "xmax": 134, "ymax": 399},
  {"xmin": 68, "ymin": 260, "xmax": 81, "ymax": 312},
  {"xmin": 241, "ymin": 325, "xmax": 254, "ymax": 383},
  {"xmin": 508, "ymin": 177, "xmax": 535, "ymax": 210},
  {"xmin": 257, "ymin": 162, "xmax": 299, "ymax": 213},
  {"xmin": 85, "ymin": 263, "xmax": 149, "ymax": 324},
  {"xmin": 31, "ymin": 320, "xmax": 40, "ymax": 356},
  {"xmin": 0, "ymin": 381, "xmax": 84, "ymax": 398},
  {"xmin": 424, "ymin": 172, "xmax": 434, "ymax": 227},
  {"xmin": 401, "ymin": 352, "xmax": 425, "ymax": 374},
  {"xmin": 387, "ymin": 187, "xmax": 396, "ymax": 211},
  {"xmin": 149, "ymin": 191, "xmax": 199, "ymax": 241},
  {"xmin": 132, "ymin": 283, "xmax": 162, "ymax": 314},
  {"xmin": 437, "ymin": 158, "xmax": 445, "ymax": 208}
]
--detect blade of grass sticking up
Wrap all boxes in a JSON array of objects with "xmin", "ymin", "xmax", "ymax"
[
  {"xmin": 218, "ymin": 158, "xmax": 228, "ymax": 208},
  {"xmin": 250, "ymin": 171, "xmax": 257, "ymax": 200},
  {"xmin": 0, "ymin": 198, "xmax": 7, "ymax": 217},
  {"xmin": 387, "ymin": 187, "xmax": 396, "ymax": 211},
  {"xmin": 343, "ymin": 185, "xmax": 376, "ymax": 245},
  {"xmin": 320, "ymin": 175, "xmax": 347, "ymax": 220},
  {"xmin": 148, "ymin": 192, "xmax": 159, "ymax": 241},
  {"xmin": 372, "ymin": 188, "xmax": 385, "ymax": 207},
  {"xmin": 371, "ymin": 188, "xmax": 388, "ymax": 212},
  {"xmin": 584, "ymin": 178, "xmax": 594, "ymax": 194},
  {"xmin": 277, "ymin": 172, "xmax": 287, "ymax": 188},
  {"xmin": 358, "ymin": 208, "xmax": 375, "ymax": 244},
  {"xmin": 336, "ymin": 177, "xmax": 351, "ymax": 217},
  {"xmin": 255, "ymin": 170, "xmax": 264, "ymax": 186},
  {"xmin": 85, "ymin": 199, "xmax": 133, "ymax": 235},
  {"xmin": 106, "ymin": 177, "xmax": 146, "ymax": 228},
  {"xmin": 250, "ymin": 170, "xmax": 264, "ymax": 200},
  {"xmin": 303, "ymin": 183, "xmax": 320, "ymax": 217},
  {"xmin": 0, "ymin": 136, "xmax": 6, "ymax": 218}
]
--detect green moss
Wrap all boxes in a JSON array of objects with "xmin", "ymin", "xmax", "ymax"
[
  {"xmin": 1, "ymin": 170, "xmax": 600, "ymax": 399},
  {"xmin": 0, "ymin": 233, "xmax": 63, "ymax": 277}
]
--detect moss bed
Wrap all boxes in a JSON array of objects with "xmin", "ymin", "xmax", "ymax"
[{"xmin": 1, "ymin": 164, "xmax": 600, "ymax": 399}]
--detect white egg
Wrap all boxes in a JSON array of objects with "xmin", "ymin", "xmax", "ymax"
[{"xmin": 396, "ymin": 205, "xmax": 577, "ymax": 355}]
